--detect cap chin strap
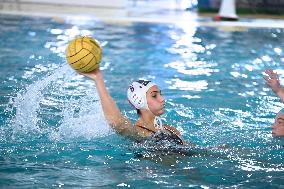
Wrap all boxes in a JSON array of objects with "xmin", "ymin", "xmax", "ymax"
[
  {"xmin": 154, "ymin": 116, "xmax": 163, "ymax": 130},
  {"xmin": 278, "ymin": 108, "xmax": 284, "ymax": 114},
  {"xmin": 142, "ymin": 93, "xmax": 149, "ymax": 110}
]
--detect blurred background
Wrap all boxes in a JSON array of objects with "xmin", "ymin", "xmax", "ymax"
[{"xmin": 0, "ymin": 0, "xmax": 284, "ymax": 22}]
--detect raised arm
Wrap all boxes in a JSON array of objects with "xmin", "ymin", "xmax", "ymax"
[
  {"xmin": 80, "ymin": 69, "xmax": 137, "ymax": 137},
  {"xmin": 264, "ymin": 69, "xmax": 284, "ymax": 103}
]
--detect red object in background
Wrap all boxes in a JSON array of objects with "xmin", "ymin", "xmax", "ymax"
[{"xmin": 213, "ymin": 15, "xmax": 238, "ymax": 21}]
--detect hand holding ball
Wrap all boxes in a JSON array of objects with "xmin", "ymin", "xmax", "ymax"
[{"xmin": 66, "ymin": 36, "xmax": 102, "ymax": 73}]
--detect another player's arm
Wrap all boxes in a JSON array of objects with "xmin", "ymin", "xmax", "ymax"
[
  {"xmin": 264, "ymin": 69, "xmax": 284, "ymax": 102},
  {"xmin": 80, "ymin": 69, "xmax": 138, "ymax": 137}
]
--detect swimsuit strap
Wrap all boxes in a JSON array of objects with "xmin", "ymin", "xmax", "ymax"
[
  {"xmin": 154, "ymin": 116, "xmax": 163, "ymax": 130},
  {"xmin": 136, "ymin": 124, "xmax": 156, "ymax": 134}
]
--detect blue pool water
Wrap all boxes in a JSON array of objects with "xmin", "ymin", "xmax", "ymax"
[{"xmin": 0, "ymin": 14, "xmax": 284, "ymax": 188}]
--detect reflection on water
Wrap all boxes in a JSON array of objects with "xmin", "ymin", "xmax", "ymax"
[
  {"xmin": 0, "ymin": 14, "xmax": 284, "ymax": 188},
  {"xmin": 167, "ymin": 78, "xmax": 208, "ymax": 91}
]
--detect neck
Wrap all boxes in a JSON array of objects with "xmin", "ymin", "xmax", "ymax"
[{"xmin": 137, "ymin": 109, "xmax": 156, "ymax": 131}]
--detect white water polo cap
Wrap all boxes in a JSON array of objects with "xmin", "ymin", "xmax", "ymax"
[{"xmin": 127, "ymin": 80, "xmax": 157, "ymax": 110}]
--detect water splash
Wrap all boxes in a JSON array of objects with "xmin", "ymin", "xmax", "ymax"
[
  {"xmin": 50, "ymin": 88, "xmax": 112, "ymax": 141},
  {"xmin": 6, "ymin": 64, "xmax": 111, "ymax": 142}
]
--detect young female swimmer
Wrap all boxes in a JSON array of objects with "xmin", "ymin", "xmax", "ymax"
[{"xmin": 80, "ymin": 69, "xmax": 188, "ymax": 145}]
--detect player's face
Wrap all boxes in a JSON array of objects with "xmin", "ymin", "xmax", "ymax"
[
  {"xmin": 146, "ymin": 86, "xmax": 165, "ymax": 116},
  {"xmin": 272, "ymin": 114, "xmax": 284, "ymax": 137}
]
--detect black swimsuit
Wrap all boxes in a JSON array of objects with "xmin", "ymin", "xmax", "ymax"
[
  {"xmin": 131, "ymin": 125, "xmax": 210, "ymax": 158},
  {"xmin": 136, "ymin": 124, "xmax": 184, "ymax": 145},
  {"xmin": 132, "ymin": 125, "xmax": 201, "ymax": 158}
]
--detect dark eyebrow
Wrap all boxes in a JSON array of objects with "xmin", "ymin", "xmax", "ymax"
[
  {"xmin": 150, "ymin": 90, "xmax": 161, "ymax": 94},
  {"xmin": 277, "ymin": 118, "xmax": 284, "ymax": 121}
]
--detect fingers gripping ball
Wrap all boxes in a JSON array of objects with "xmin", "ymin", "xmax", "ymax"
[{"xmin": 66, "ymin": 36, "xmax": 102, "ymax": 73}]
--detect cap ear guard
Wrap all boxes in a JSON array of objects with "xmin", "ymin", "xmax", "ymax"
[
  {"xmin": 127, "ymin": 83, "xmax": 146, "ymax": 109},
  {"xmin": 127, "ymin": 80, "xmax": 156, "ymax": 110}
]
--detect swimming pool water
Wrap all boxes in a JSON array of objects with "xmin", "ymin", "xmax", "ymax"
[{"xmin": 0, "ymin": 14, "xmax": 284, "ymax": 188}]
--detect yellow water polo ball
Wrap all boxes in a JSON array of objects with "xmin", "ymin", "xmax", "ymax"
[{"xmin": 66, "ymin": 36, "xmax": 102, "ymax": 73}]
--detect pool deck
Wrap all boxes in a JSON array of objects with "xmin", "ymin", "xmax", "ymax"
[{"xmin": 1, "ymin": 0, "xmax": 284, "ymax": 29}]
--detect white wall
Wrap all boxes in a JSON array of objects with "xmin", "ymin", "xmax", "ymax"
[{"xmin": 19, "ymin": 0, "xmax": 127, "ymax": 8}]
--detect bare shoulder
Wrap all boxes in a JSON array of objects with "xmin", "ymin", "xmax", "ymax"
[
  {"xmin": 112, "ymin": 119, "xmax": 135, "ymax": 136},
  {"xmin": 116, "ymin": 120, "xmax": 154, "ymax": 141},
  {"xmin": 134, "ymin": 125, "xmax": 152, "ymax": 137}
]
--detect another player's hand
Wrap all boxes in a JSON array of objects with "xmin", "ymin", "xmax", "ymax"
[{"xmin": 264, "ymin": 69, "xmax": 281, "ymax": 93}]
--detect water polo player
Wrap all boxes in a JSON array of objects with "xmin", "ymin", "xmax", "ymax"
[
  {"xmin": 80, "ymin": 69, "xmax": 188, "ymax": 145},
  {"xmin": 264, "ymin": 69, "xmax": 284, "ymax": 137}
]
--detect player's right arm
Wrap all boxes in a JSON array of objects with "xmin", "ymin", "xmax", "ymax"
[{"xmin": 80, "ymin": 69, "xmax": 139, "ymax": 138}]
